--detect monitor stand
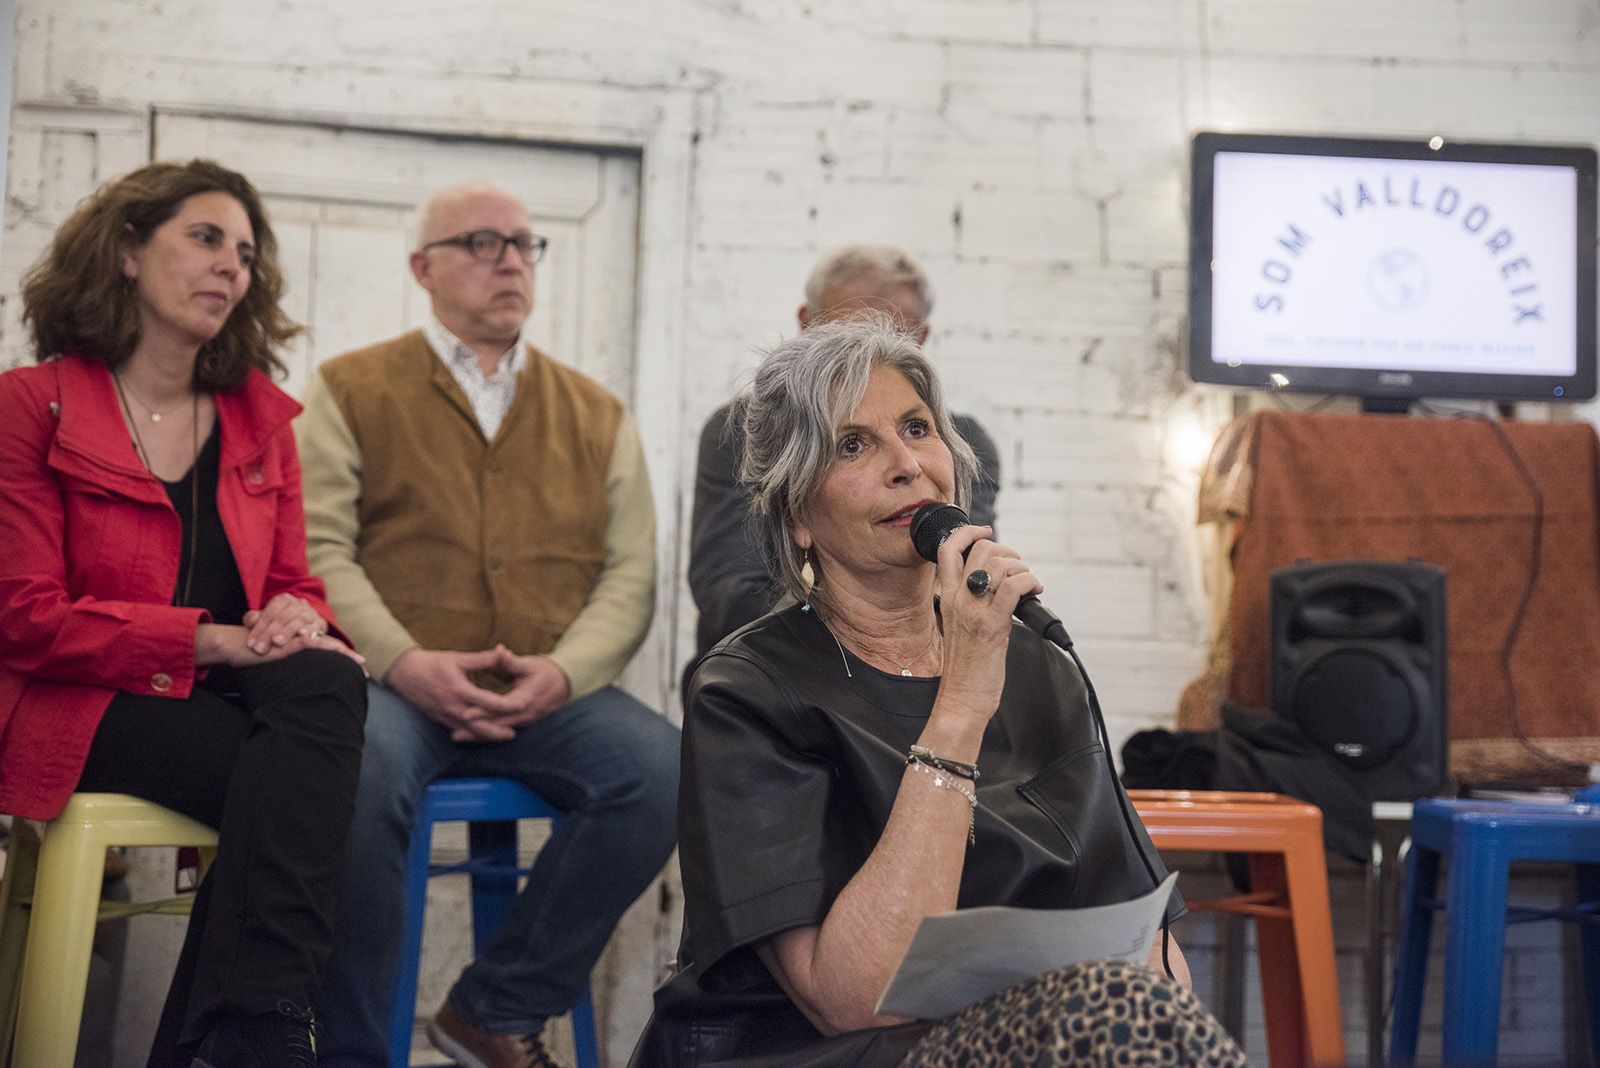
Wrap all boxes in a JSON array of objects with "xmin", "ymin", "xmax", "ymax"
[{"xmin": 1360, "ymin": 395, "xmax": 1415, "ymax": 415}]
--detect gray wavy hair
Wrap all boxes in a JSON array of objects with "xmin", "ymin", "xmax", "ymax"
[
  {"xmin": 738, "ymin": 314, "xmax": 976, "ymax": 609},
  {"xmin": 803, "ymin": 243, "xmax": 934, "ymax": 322}
]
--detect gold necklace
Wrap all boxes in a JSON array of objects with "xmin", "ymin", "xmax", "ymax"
[{"xmin": 114, "ymin": 373, "xmax": 200, "ymax": 607}]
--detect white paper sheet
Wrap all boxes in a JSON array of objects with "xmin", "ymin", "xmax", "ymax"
[{"xmin": 875, "ymin": 873, "xmax": 1179, "ymax": 1020}]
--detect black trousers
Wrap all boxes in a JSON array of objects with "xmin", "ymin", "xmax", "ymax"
[{"xmin": 76, "ymin": 648, "xmax": 367, "ymax": 1068}]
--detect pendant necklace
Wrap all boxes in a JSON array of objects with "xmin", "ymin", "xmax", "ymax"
[
  {"xmin": 116, "ymin": 375, "xmax": 179, "ymax": 423},
  {"xmin": 114, "ymin": 372, "xmax": 200, "ymax": 607},
  {"xmin": 807, "ymin": 603, "xmax": 939, "ymax": 678}
]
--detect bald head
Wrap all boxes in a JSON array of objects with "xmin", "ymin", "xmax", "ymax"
[
  {"xmin": 410, "ymin": 182, "xmax": 537, "ymax": 358},
  {"xmin": 415, "ymin": 183, "xmax": 528, "ymax": 249}
]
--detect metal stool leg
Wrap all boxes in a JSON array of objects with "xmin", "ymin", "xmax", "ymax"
[
  {"xmin": 390, "ymin": 795, "xmax": 440, "ymax": 1068},
  {"xmin": 1576, "ymin": 863, "xmax": 1600, "ymax": 1067},
  {"xmin": 1249, "ymin": 852, "xmax": 1309, "ymax": 1068},
  {"xmin": 14, "ymin": 816, "xmax": 107, "ymax": 1067},
  {"xmin": 1389, "ymin": 841, "xmax": 1439, "ymax": 1066},
  {"xmin": 0, "ymin": 820, "xmax": 42, "ymax": 1060},
  {"xmin": 1282, "ymin": 826, "xmax": 1344, "ymax": 1067},
  {"xmin": 466, "ymin": 819, "xmax": 521, "ymax": 950},
  {"xmin": 1441, "ymin": 818, "xmax": 1512, "ymax": 1067},
  {"xmin": 569, "ymin": 986, "xmax": 600, "ymax": 1068}
]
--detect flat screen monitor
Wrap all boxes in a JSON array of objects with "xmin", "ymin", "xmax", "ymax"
[{"xmin": 1189, "ymin": 131, "xmax": 1598, "ymax": 408}]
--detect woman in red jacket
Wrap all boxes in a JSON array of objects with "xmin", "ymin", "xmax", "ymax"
[{"xmin": 0, "ymin": 160, "xmax": 367, "ymax": 1068}]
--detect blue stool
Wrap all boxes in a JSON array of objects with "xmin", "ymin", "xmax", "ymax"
[
  {"xmin": 1389, "ymin": 798, "xmax": 1600, "ymax": 1066},
  {"xmin": 390, "ymin": 777, "xmax": 601, "ymax": 1068}
]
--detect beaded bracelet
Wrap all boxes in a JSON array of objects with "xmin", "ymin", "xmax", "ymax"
[
  {"xmin": 907, "ymin": 758, "xmax": 977, "ymax": 846},
  {"xmin": 907, "ymin": 744, "xmax": 980, "ymax": 782}
]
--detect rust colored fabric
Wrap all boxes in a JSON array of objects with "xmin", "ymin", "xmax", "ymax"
[{"xmin": 1197, "ymin": 409, "xmax": 1600, "ymax": 783}]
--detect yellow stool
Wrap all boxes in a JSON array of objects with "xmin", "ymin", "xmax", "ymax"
[{"xmin": 0, "ymin": 793, "xmax": 216, "ymax": 1067}]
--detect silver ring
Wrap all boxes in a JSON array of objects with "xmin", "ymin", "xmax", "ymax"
[
  {"xmin": 309, "ymin": 630, "xmax": 325, "ymax": 640},
  {"xmin": 966, "ymin": 569, "xmax": 992, "ymax": 597}
]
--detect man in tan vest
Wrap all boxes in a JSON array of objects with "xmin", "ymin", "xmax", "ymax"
[{"xmin": 299, "ymin": 183, "xmax": 679, "ymax": 1068}]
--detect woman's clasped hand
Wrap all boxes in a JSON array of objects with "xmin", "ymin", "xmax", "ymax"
[{"xmin": 194, "ymin": 592, "xmax": 365, "ymax": 668}]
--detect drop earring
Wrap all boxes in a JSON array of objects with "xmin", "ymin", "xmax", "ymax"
[{"xmin": 799, "ymin": 547, "xmax": 816, "ymax": 593}]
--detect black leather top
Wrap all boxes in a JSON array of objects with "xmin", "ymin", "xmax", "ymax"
[{"xmin": 635, "ymin": 602, "xmax": 1180, "ymax": 1068}]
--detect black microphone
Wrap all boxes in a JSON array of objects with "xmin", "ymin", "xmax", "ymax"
[{"xmin": 909, "ymin": 502, "xmax": 1074, "ymax": 649}]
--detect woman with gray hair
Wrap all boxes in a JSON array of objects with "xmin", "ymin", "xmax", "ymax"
[{"xmin": 636, "ymin": 317, "xmax": 1244, "ymax": 1067}]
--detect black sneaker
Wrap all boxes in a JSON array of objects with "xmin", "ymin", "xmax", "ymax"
[{"xmin": 189, "ymin": 1001, "xmax": 318, "ymax": 1068}]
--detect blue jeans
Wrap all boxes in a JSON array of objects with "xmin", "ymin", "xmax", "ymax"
[{"xmin": 315, "ymin": 681, "xmax": 680, "ymax": 1066}]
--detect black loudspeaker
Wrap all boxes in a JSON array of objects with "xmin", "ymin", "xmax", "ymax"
[{"xmin": 1269, "ymin": 560, "xmax": 1449, "ymax": 800}]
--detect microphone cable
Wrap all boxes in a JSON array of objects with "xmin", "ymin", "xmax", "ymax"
[{"xmin": 1061, "ymin": 633, "xmax": 1177, "ymax": 982}]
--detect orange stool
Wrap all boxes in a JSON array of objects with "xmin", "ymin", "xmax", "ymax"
[{"xmin": 1129, "ymin": 789, "xmax": 1344, "ymax": 1068}]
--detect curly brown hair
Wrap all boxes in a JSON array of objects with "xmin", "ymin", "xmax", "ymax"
[{"xmin": 20, "ymin": 159, "xmax": 300, "ymax": 389}]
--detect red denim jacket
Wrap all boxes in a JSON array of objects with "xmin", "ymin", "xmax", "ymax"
[{"xmin": 0, "ymin": 355, "xmax": 340, "ymax": 819}]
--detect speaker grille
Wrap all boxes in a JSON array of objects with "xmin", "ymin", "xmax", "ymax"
[{"xmin": 1288, "ymin": 648, "xmax": 1421, "ymax": 770}]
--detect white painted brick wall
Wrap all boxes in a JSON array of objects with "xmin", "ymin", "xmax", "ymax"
[
  {"xmin": 1036, "ymin": 0, "xmax": 1207, "ymax": 52},
  {"xmin": 5, "ymin": 0, "xmax": 1598, "ymax": 1063}
]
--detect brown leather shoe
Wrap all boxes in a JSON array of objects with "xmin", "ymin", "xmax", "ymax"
[{"xmin": 426, "ymin": 1001, "xmax": 564, "ymax": 1068}]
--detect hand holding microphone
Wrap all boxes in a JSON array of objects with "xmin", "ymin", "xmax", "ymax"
[
  {"xmin": 909, "ymin": 502, "xmax": 1075, "ymax": 650},
  {"xmin": 910, "ymin": 506, "xmax": 1168, "ymax": 952}
]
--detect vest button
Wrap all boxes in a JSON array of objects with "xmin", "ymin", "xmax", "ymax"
[
  {"xmin": 151, "ymin": 672, "xmax": 173, "ymax": 693},
  {"xmin": 487, "ymin": 557, "xmax": 503, "ymax": 571},
  {"xmin": 487, "ymin": 459, "xmax": 504, "ymax": 473}
]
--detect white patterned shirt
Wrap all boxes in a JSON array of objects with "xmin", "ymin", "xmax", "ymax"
[{"xmin": 422, "ymin": 318, "xmax": 525, "ymax": 440}]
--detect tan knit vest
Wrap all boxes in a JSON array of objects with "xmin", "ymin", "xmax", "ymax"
[{"xmin": 318, "ymin": 331, "xmax": 623, "ymax": 660}]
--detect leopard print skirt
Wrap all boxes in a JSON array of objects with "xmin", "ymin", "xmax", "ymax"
[{"xmin": 899, "ymin": 959, "xmax": 1248, "ymax": 1067}]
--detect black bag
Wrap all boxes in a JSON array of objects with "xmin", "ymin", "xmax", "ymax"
[{"xmin": 1122, "ymin": 700, "xmax": 1375, "ymax": 861}]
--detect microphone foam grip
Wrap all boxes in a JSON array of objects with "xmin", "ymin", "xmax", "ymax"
[{"xmin": 910, "ymin": 503, "xmax": 970, "ymax": 563}]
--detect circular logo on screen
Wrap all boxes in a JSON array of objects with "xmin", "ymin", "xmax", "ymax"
[{"xmin": 1367, "ymin": 249, "xmax": 1430, "ymax": 311}]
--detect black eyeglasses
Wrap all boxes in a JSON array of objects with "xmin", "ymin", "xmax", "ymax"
[{"xmin": 422, "ymin": 230, "xmax": 549, "ymax": 264}]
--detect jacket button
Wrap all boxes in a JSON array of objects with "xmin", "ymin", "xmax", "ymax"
[
  {"xmin": 151, "ymin": 673, "xmax": 173, "ymax": 693},
  {"xmin": 487, "ymin": 557, "xmax": 503, "ymax": 571},
  {"xmin": 487, "ymin": 459, "xmax": 504, "ymax": 473},
  {"xmin": 248, "ymin": 468, "xmax": 265, "ymax": 485}
]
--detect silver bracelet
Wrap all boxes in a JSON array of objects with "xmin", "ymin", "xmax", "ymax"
[
  {"xmin": 908, "ymin": 758, "xmax": 976, "ymax": 846},
  {"xmin": 907, "ymin": 744, "xmax": 979, "ymax": 782}
]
